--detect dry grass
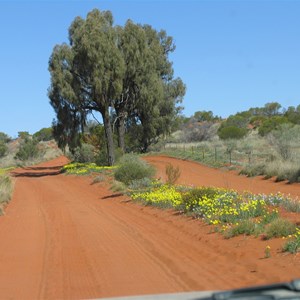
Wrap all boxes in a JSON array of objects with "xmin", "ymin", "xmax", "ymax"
[{"xmin": 0, "ymin": 175, "xmax": 13, "ymax": 215}]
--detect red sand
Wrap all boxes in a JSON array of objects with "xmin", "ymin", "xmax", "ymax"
[
  {"xmin": 0, "ymin": 156, "xmax": 299, "ymax": 299},
  {"xmin": 144, "ymin": 155, "xmax": 300, "ymax": 199}
]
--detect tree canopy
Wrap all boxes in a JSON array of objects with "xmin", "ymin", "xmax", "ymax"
[{"xmin": 49, "ymin": 9, "xmax": 185, "ymax": 164}]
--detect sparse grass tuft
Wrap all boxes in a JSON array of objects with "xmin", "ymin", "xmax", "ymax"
[
  {"xmin": 110, "ymin": 180, "xmax": 127, "ymax": 193},
  {"xmin": 165, "ymin": 163, "xmax": 181, "ymax": 185},
  {"xmin": 222, "ymin": 219, "xmax": 262, "ymax": 239},
  {"xmin": 264, "ymin": 218, "xmax": 296, "ymax": 239},
  {"xmin": 283, "ymin": 228, "xmax": 300, "ymax": 253},
  {"xmin": 0, "ymin": 175, "xmax": 13, "ymax": 215}
]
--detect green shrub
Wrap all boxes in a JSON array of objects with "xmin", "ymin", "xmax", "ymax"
[
  {"xmin": 114, "ymin": 154, "xmax": 155, "ymax": 185},
  {"xmin": 33, "ymin": 127, "xmax": 53, "ymax": 142},
  {"xmin": 95, "ymin": 147, "xmax": 124, "ymax": 166},
  {"xmin": 73, "ymin": 143, "xmax": 95, "ymax": 163},
  {"xmin": 218, "ymin": 126, "xmax": 248, "ymax": 140},
  {"xmin": 264, "ymin": 218, "xmax": 296, "ymax": 239},
  {"xmin": 283, "ymin": 229, "xmax": 300, "ymax": 253},
  {"xmin": 287, "ymin": 168, "xmax": 300, "ymax": 183},
  {"xmin": 165, "ymin": 163, "xmax": 181, "ymax": 185},
  {"xmin": 128, "ymin": 177, "xmax": 154, "ymax": 191},
  {"xmin": 223, "ymin": 220, "xmax": 261, "ymax": 239},
  {"xmin": 239, "ymin": 163, "xmax": 266, "ymax": 177},
  {"xmin": 0, "ymin": 142, "xmax": 7, "ymax": 158},
  {"xmin": 15, "ymin": 137, "xmax": 39, "ymax": 161},
  {"xmin": 110, "ymin": 180, "xmax": 127, "ymax": 192}
]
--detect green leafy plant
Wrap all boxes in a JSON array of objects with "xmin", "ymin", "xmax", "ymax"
[
  {"xmin": 114, "ymin": 154, "xmax": 155, "ymax": 185},
  {"xmin": 223, "ymin": 220, "xmax": 261, "ymax": 239},
  {"xmin": 283, "ymin": 228, "xmax": 300, "ymax": 253},
  {"xmin": 15, "ymin": 137, "xmax": 39, "ymax": 161}
]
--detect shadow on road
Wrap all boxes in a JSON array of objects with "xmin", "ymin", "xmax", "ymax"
[{"xmin": 11, "ymin": 166, "xmax": 64, "ymax": 178}]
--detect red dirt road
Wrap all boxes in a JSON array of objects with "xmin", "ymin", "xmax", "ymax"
[{"xmin": 0, "ymin": 156, "xmax": 300, "ymax": 299}]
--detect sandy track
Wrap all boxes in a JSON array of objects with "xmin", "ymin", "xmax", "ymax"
[
  {"xmin": 0, "ymin": 156, "xmax": 299, "ymax": 299},
  {"xmin": 144, "ymin": 155, "xmax": 300, "ymax": 198}
]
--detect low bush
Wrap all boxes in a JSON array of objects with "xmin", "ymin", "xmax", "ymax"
[
  {"xmin": 114, "ymin": 154, "xmax": 155, "ymax": 185},
  {"xmin": 283, "ymin": 228, "xmax": 300, "ymax": 253},
  {"xmin": 264, "ymin": 218, "xmax": 296, "ymax": 239},
  {"xmin": 223, "ymin": 220, "xmax": 261, "ymax": 239},
  {"xmin": 15, "ymin": 137, "xmax": 39, "ymax": 161},
  {"xmin": 0, "ymin": 142, "xmax": 7, "ymax": 158},
  {"xmin": 239, "ymin": 163, "xmax": 266, "ymax": 177},
  {"xmin": 128, "ymin": 177, "xmax": 154, "ymax": 191},
  {"xmin": 73, "ymin": 143, "xmax": 95, "ymax": 163}
]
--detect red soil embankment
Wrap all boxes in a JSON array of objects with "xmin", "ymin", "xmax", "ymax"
[{"xmin": 144, "ymin": 155, "xmax": 300, "ymax": 199}]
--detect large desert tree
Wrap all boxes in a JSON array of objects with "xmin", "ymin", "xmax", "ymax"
[
  {"xmin": 49, "ymin": 8, "xmax": 185, "ymax": 163},
  {"xmin": 49, "ymin": 9, "xmax": 124, "ymax": 165}
]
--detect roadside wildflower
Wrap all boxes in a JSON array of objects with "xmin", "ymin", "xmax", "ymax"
[{"xmin": 265, "ymin": 245, "xmax": 271, "ymax": 258}]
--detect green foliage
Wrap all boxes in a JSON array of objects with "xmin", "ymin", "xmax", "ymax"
[
  {"xmin": 33, "ymin": 127, "xmax": 53, "ymax": 142},
  {"xmin": 284, "ymin": 105, "xmax": 300, "ymax": 124},
  {"xmin": 18, "ymin": 131, "xmax": 30, "ymax": 139},
  {"xmin": 193, "ymin": 110, "xmax": 221, "ymax": 122},
  {"xmin": 72, "ymin": 143, "xmax": 96, "ymax": 163},
  {"xmin": 223, "ymin": 220, "xmax": 260, "ymax": 239},
  {"xmin": 264, "ymin": 218, "xmax": 296, "ymax": 239},
  {"xmin": 165, "ymin": 163, "xmax": 181, "ymax": 185},
  {"xmin": 0, "ymin": 132, "xmax": 11, "ymax": 143},
  {"xmin": 49, "ymin": 8, "xmax": 185, "ymax": 164},
  {"xmin": 15, "ymin": 137, "xmax": 39, "ymax": 161},
  {"xmin": 283, "ymin": 228, "xmax": 300, "ymax": 253},
  {"xmin": 239, "ymin": 163, "xmax": 266, "ymax": 177},
  {"xmin": 258, "ymin": 116, "xmax": 289, "ymax": 136},
  {"xmin": 179, "ymin": 187, "xmax": 219, "ymax": 213},
  {"xmin": 268, "ymin": 124, "xmax": 300, "ymax": 161},
  {"xmin": 114, "ymin": 154, "xmax": 155, "ymax": 185},
  {"xmin": 127, "ymin": 177, "xmax": 154, "ymax": 191},
  {"xmin": 218, "ymin": 126, "xmax": 248, "ymax": 140},
  {"xmin": 110, "ymin": 180, "xmax": 127, "ymax": 193},
  {"xmin": 0, "ymin": 142, "xmax": 7, "ymax": 158}
]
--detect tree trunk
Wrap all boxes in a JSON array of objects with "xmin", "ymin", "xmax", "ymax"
[
  {"xmin": 102, "ymin": 108, "xmax": 115, "ymax": 166},
  {"xmin": 117, "ymin": 115, "xmax": 126, "ymax": 153}
]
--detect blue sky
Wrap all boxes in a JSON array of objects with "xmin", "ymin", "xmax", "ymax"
[{"xmin": 1, "ymin": 0, "xmax": 300, "ymax": 137}]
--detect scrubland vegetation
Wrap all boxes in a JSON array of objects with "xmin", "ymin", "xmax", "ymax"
[
  {"xmin": 157, "ymin": 102, "xmax": 300, "ymax": 184},
  {"xmin": 59, "ymin": 154, "xmax": 300, "ymax": 253},
  {"xmin": 0, "ymin": 174, "xmax": 13, "ymax": 215}
]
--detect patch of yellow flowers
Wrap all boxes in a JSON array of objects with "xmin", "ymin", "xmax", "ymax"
[
  {"xmin": 131, "ymin": 185, "xmax": 182, "ymax": 206},
  {"xmin": 131, "ymin": 185, "xmax": 281, "ymax": 226},
  {"xmin": 62, "ymin": 162, "xmax": 116, "ymax": 175},
  {"xmin": 0, "ymin": 167, "xmax": 14, "ymax": 175}
]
